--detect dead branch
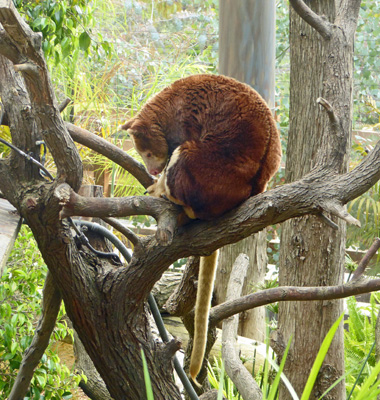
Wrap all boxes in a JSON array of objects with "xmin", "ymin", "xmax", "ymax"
[
  {"xmin": 289, "ymin": 0, "xmax": 332, "ymax": 40},
  {"xmin": 222, "ymin": 254, "xmax": 263, "ymax": 400},
  {"xmin": 8, "ymin": 272, "xmax": 62, "ymax": 400}
]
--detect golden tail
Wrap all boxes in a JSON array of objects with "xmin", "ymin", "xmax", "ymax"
[{"xmin": 189, "ymin": 250, "xmax": 219, "ymax": 385}]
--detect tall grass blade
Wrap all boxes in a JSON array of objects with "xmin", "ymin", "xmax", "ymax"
[
  {"xmin": 267, "ymin": 336, "xmax": 292, "ymax": 400},
  {"xmin": 217, "ymin": 360, "xmax": 225, "ymax": 400},
  {"xmin": 140, "ymin": 347, "xmax": 154, "ymax": 400}
]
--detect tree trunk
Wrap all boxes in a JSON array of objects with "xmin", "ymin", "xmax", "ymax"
[
  {"xmin": 218, "ymin": 0, "xmax": 276, "ymax": 342},
  {"xmin": 278, "ymin": 1, "xmax": 360, "ymax": 399}
]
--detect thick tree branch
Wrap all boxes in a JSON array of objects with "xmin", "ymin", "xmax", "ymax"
[
  {"xmin": 55, "ymin": 183, "xmax": 182, "ymax": 244},
  {"xmin": 165, "ymin": 257, "xmax": 200, "ymax": 316},
  {"xmin": 66, "ymin": 122, "xmax": 154, "ymax": 189},
  {"xmin": 0, "ymin": 25, "xmax": 26, "ymax": 64},
  {"xmin": 289, "ymin": 0, "xmax": 332, "ymax": 40},
  {"xmin": 8, "ymin": 272, "xmax": 62, "ymax": 400},
  {"xmin": 222, "ymin": 254, "xmax": 262, "ymax": 400}
]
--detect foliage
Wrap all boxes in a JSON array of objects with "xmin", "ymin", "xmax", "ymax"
[
  {"xmin": 208, "ymin": 315, "xmax": 345, "ymax": 400},
  {"xmin": 344, "ymin": 295, "xmax": 378, "ymax": 393},
  {"xmin": 13, "ymin": 0, "xmax": 112, "ymax": 66},
  {"xmin": 300, "ymin": 314, "xmax": 344, "ymax": 400},
  {"xmin": 208, "ymin": 357, "xmax": 241, "ymax": 400},
  {"xmin": 354, "ymin": 0, "xmax": 380, "ymax": 127},
  {"xmin": 0, "ymin": 226, "xmax": 82, "ymax": 399}
]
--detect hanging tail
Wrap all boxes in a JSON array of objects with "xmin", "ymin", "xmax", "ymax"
[{"xmin": 189, "ymin": 250, "xmax": 219, "ymax": 385}]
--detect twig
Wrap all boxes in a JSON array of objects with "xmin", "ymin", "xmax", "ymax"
[
  {"xmin": 289, "ymin": 0, "xmax": 332, "ymax": 40},
  {"xmin": 14, "ymin": 62, "xmax": 39, "ymax": 76},
  {"xmin": 58, "ymin": 98, "xmax": 71, "ymax": 113},
  {"xmin": 8, "ymin": 272, "xmax": 62, "ymax": 400},
  {"xmin": 317, "ymin": 97, "xmax": 341, "ymax": 133},
  {"xmin": 350, "ymin": 238, "xmax": 380, "ymax": 281},
  {"xmin": 222, "ymin": 254, "xmax": 263, "ymax": 400},
  {"xmin": 318, "ymin": 212, "xmax": 339, "ymax": 230}
]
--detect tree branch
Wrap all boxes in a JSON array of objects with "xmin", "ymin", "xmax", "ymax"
[
  {"xmin": 210, "ymin": 278, "xmax": 380, "ymax": 327},
  {"xmin": 222, "ymin": 254, "xmax": 262, "ymax": 400},
  {"xmin": 66, "ymin": 122, "xmax": 154, "ymax": 189},
  {"xmin": 55, "ymin": 183, "xmax": 182, "ymax": 244},
  {"xmin": 289, "ymin": 0, "xmax": 333, "ymax": 40},
  {"xmin": 102, "ymin": 217, "xmax": 140, "ymax": 247},
  {"xmin": 165, "ymin": 257, "xmax": 200, "ymax": 316},
  {"xmin": 8, "ymin": 272, "xmax": 62, "ymax": 400},
  {"xmin": 0, "ymin": 25, "xmax": 26, "ymax": 64},
  {"xmin": 53, "ymin": 138, "xmax": 380, "ymax": 282}
]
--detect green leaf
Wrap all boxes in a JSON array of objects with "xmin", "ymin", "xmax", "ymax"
[
  {"xmin": 10, "ymin": 340, "xmax": 18, "ymax": 354},
  {"xmin": 267, "ymin": 336, "xmax": 292, "ymax": 400},
  {"xmin": 79, "ymin": 31, "xmax": 91, "ymax": 52},
  {"xmin": 36, "ymin": 374, "xmax": 47, "ymax": 388}
]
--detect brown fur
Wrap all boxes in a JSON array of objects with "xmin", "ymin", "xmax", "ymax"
[{"xmin": 121, "ymin": 74, "xmax": 282, "ymax": 382}]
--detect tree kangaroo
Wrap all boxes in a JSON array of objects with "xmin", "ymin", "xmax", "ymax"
[{"xmin": 120, "ymin": 74, "xmax": 282, "ymax": 384}]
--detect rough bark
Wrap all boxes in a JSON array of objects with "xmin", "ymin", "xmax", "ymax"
[{"xmin": 278, "ymin": 1, "xmax": 361, "ymax": 399}]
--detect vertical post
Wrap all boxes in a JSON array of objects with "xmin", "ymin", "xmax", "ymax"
[{"xmin": 217, "ymin": 0, "xmax": 276, "ymax": 341}]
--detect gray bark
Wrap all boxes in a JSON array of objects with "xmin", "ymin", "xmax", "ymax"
[{"xmin": 278, "ymin": 1, "xmax": 361, "ymax": 399}]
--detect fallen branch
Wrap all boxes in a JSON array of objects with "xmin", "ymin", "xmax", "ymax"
[{"xmin": 222, "ymin": 254, "xmax": 263, "ymax": 400}]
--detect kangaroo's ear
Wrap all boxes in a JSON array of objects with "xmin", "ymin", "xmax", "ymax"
[
  {"xmin": 119, "ymin": 118, "xmax": 149, "ymax": 137},
  {"xmin": 118, "ymin": 118, "xmax": 135, "ymax": 131}
]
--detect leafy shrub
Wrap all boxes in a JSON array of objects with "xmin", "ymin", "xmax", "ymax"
[{"xmin": 0, "ymin": 225, "xmax": 82, "ymax": 399}]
